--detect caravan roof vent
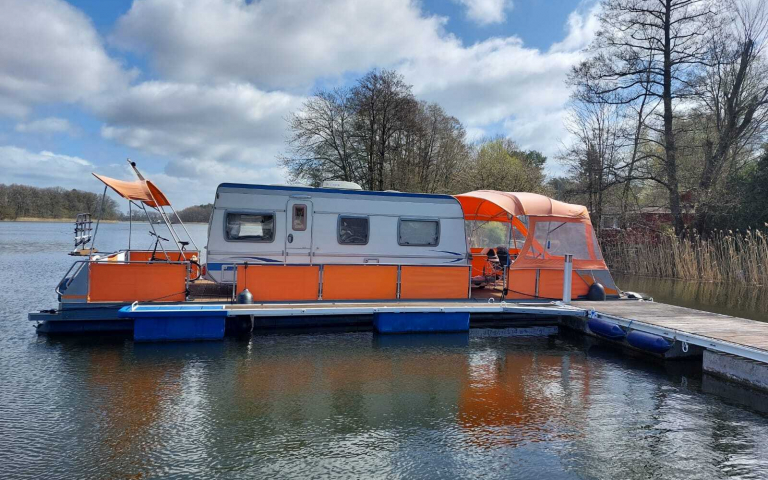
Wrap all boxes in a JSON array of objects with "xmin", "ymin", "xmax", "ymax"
[{"xmin": 321, "ymin": 181, "xmax": 363, "ymax": 190}]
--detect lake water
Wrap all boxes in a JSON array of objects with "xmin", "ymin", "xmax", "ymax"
[
  {"xmin": 615, "ymin": 274, "xmax": 768, "ymax": 323},
  {"xmin": 2, "ymin": 222, "xmax": 768, "ymax": 479}
]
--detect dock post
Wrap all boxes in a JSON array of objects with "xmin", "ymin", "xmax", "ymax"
[{"xmin": 562, "ymin": 254, "xmax": 573, "ymax": 304}]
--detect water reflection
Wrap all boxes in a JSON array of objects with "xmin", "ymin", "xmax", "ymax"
[
  {"xmin": 4, "ymin": 330, "xmax": 768, "ymax": 479},
  {"xmin": 3, "ymin": 222, "xmax": 768, "ymax": 478},
  {"xmin": 615, "ymin": 274, "xmax": 768, "ymax": 323}
]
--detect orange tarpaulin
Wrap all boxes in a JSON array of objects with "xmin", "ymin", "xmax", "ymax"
[
  {"xmin": 455, "ymin": 191, "xmax": 589, "ymax": 221},
  {"xmin": 454, "ymin": 189, "xmax": 620, "ymax": 298},
  {"xmin": 93, "ymin": 173, "xmax": 171, "ymax": 208}
]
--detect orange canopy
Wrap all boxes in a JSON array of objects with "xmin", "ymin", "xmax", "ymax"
[
  {"xmin": 455, "ymin": 191, "xmax": 589, "ymax": 221},
  {"xmin": 93, "ymin": 173, "xmax": 170, "ymax": 208}
]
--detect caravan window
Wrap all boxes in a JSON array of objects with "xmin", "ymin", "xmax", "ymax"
[
  {"xmin": 398, "ymin": 219, "xmax": 439, "ymax": 246},
  {"xmin": 292, "ymin": 204, "xmax": 307, "ymax": 231},
  {"xmin": 338, "ymin": 216, "xmax": 369, "ymax": 245},
  {"xmin": 226, "ymin": 213, "xmax": 275, "ymax": 242}
]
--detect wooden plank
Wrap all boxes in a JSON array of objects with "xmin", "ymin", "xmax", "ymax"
[{"xmin": 576, "ymin": 300, "xmax": 768, "ymax": 352}]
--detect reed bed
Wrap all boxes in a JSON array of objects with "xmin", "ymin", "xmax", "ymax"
[{"xmin": 603, "ymin": 228, "xmax": 768, "ymax": 286}]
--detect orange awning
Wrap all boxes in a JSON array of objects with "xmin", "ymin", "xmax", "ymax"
[
  {"xmin": 455, "ymin": 191, "xmax": 590, "ymax": 220},
  {"xmin": 93, "ymin": 173, "xmax": 171, "ymax": 208}
]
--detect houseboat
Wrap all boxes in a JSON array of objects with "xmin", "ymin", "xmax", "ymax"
[{"xmin": 30, "ymin": 163, "xmax": 620, "ymax": 339}]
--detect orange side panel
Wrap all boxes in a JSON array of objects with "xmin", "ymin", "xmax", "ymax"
[
  {"xmin": 471, "ymin": 255, "xmax": 489, "ymax": 277},
  {"xmin": 400, "ymin": 266, "xmax": 470, "ymax": 300},
  {"xmin": 323, "ymin": 265, "xmax": 398, "ymax": 300},
  {"xmin": 88, "ymin": 262, "xmax": 187, "ymax": 302},
  {"xmin": 538, "ymin": 270, "xmax": 590, "ymax": 299},
  {"xmin": 506, "ymin": 268, "xmax": 537, "ymax": 299},
  {"xmin": 237, "ymin": 265, "xmax": 319, "ymax": 301}
]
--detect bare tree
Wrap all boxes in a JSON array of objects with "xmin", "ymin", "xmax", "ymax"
[
  {"xmin": 351, "ymin": 69, "xmax": 414, "ymax": 190},
  {"xmin": 283, "ymin": 69, "xmax": 478, "ymax": 194},
  {"xmin": 561, "ymin": 98, "xmax": 627, "ymax": 232},
  {"xmin": 584, "ymin": 0, "xmax": 717, "ymax": 234},
  {"xmin": 282, "ymin": 88, "xmax": 359, "ymax": 186},
  {"xmin": 695, "ymin": 0, "xmax": 768, "ymax": 230}
]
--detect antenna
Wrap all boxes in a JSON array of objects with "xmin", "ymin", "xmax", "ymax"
[{"xmin": 126, "ymin": 158, "xmax": 146, "ymax": 181}]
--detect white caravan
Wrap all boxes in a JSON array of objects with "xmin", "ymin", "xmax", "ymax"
[{"xmin": 205, "ymin": 183, "xmax": 469, "ymax": 283}]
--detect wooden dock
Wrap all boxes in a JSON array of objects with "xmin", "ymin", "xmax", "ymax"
[
  {"xmin": 575, "ymin": 300, "xmax": 768, "ymax": 362},
  {"xmin": 573, "ymin": 299, "xmax": 768, "ymax": 390}
]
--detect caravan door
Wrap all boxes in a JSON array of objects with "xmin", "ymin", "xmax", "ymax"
[{"xmin": 285, "ymin": 199, "xmax": 313, "ymax": 264}]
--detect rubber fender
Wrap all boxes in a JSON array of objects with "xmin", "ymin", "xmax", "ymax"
[
  {"xmin": 626, "ymin": 330, "xmax": 673, "ymax": 354},
  {"xmin": 587, "ymin": 283, "xmax": 606, "ymax": 301},
  {"xmin": 588, "ymin": 317, "xmax": 626, "ymax": 339}
]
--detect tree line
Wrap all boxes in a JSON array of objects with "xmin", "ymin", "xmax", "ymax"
[
  {"xmin": 282, "ymin": 69, "xmax": 548, "ymax": 195},
  {"xmin": 0, "ymin": 184, "xmax": 121, "ymax": 220},
  {"xmin": 0, "ymin": 183, "xmax": 214, "ymax": 224},
  {"xmin": 557, "ymin": 0, "xmax": 768, "ymax": 235}
]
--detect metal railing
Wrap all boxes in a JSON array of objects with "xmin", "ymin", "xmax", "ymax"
[{"xmin": 56, "ymin": 257, "xmax": 196, "ymax": 299}]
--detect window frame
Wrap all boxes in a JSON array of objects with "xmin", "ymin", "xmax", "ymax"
[
  {"xmin": 337, "ymin": 215, "xmax": 370, "ymax": 245},
  {"xmin": 292, "ymin": 204, "xmax": 307, "ymax": 232},
  {"xmin": 224, "ymin": 210, "xmax": 277, "ymax": 243},
  {"xmin": 397, "ymin": 217, "xmax": 440, "ymax": 247}
]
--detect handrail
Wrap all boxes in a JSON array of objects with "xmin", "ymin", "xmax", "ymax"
[
  {"xmin": 55, "ymin": 260, "xmax": 87, "ymax": 296},
  {"xmin": 57, "ymin": 257, "xmax": 198, "ymax": 297}
]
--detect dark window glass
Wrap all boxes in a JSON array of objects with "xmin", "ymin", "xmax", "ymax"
[
  {"xmin": 226, "ymin": 213, "xmax": 274, "ymax": 242},
  {"xmin": 338, "ymin": 216, "xmax": 369, "ymax": 245},
  {"xmin": 292, "ymin": 205, "xmax": 307, "ymax": 231}
]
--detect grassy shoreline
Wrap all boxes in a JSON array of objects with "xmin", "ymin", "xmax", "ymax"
[{"xmin": 604, "ymin": 229, "xmax": 768, "ymax": 286}]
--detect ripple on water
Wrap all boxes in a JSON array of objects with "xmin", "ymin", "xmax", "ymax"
[{"xmin": 2, "ymin": 223, "xmax": 768, "ymax": 479}]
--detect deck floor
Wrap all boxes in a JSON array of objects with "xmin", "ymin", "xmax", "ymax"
[{"xmin": 575, "ymin": 300, "xmax": 768, "ymax": 351}]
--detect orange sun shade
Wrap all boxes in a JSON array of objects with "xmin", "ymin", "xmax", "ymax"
[
  {"xmin": 455, "ymin": 191, "xmax": 590, "ymax": 220},
  {"xmin": 93, "ymin": 173, "xmax": 171, "ymax": 208}
]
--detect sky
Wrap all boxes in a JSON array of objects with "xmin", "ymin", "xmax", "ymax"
[{"xmin": 0, "ymin": 0, "xmax": 600, "ymax": 208}]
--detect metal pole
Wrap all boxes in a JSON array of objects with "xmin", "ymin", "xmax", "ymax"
[
  {"xmin": 141, "ymin": 203, "xmax": 170, "ymax": 261},
  {"xmin": 128, "ymin": 200, "xmax": 132, "ymax": 251},
  {"xmin": 160, "ymin": 205, "xmax": 183, "ymax": 245},
  {"xmin": 168, "ymin": 203, "xmax": 200, "ymax": 251},
  {"xmin": 563, "ymin": 254, "xmax": 573, "ymax": 304},
  {"xmin": 501, "ymin": 219, "xmax": 512, "ymax": 300},
  {"xmin": 146, "ymin": 190, "xmax": 182, "ymax": 252},
  {"xmin": 89, "ymin": 185, "xmax": 108, "ymax": 261}
]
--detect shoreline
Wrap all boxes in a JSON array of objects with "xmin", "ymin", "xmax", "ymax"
[
  {"xmin": 1, "ymin": 217, "xmax": 118, "ymax": 223},
  {"xmin": 0, "ymin": 218, "xmax": 208, "ymax": 225}
]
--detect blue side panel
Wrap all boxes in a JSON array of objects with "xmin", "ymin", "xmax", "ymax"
[
  {"xmin": 587, "ymin": 318, "xmax": 626, "ymax": 340},
  {"xmin": 374, "ymin": 312, "xmax": 470, "ymax": 334},
  {"xmin": 133, "ymin": 316, "xmax": 225, "ymax": 342},
  {"xmin": 626, "ymin": 330, "xmax": 673, "ymax": 353}
]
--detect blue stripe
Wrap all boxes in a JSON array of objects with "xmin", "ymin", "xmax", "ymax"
[
  {"xmin": 207, "ymin": 257, "xmax": 281, "ymax": 271},
  {"xmin": 434, "ymin": 250, "xmax": 463, "ymax": 256},
  {"xmin": 218, "ymin": 183, "xmax": 457, "ymax": 201}
]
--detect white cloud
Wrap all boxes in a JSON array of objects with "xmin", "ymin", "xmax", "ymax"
[
  {"xmin": 111, "ymin": 0, "xmax": 449, "ymax": 90},
  {"xmin": 94, "ymin": 81, "xmax": 303, "ymax": 166},
  {"xmin": 107, "ymin": 0, "xmax": 594, "ymax": 165},
  {"xmin": 0, "ymin": 0, "xmax": 597, "ymax": 200},
  {"xmin": 549, "ymin": 4, "xmax": 601, "ymax": 53},
  {"xmin": 0, "ymin": 0, "xmax": 130, "ymax": 118},
  {"xmin": 399, "ymin": 38, "xmax": 583, "ymax": 159},
  {"xmin": 453, "ymin": 0, "xmax": 512, "ymax": 25},
  {"xmin": 146, "ymin": 160, "xmax": 287, "ymax": 208},
  {"xmin": 15, "ymin": 117, "xmax": 77, "ymax": 135},
  {"xmin": 0, "ymin": 146, "xmax": 94, "ymax": 187}
]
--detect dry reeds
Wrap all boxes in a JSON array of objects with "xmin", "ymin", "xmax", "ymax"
[{"xmin": 603, "ymin": 227, "xmax": 768, "ymax": 286}]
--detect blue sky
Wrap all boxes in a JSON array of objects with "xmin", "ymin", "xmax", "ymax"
[{"xmin": 0, "ymin": 0, "xmax": 599, "ymax": 208}]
